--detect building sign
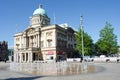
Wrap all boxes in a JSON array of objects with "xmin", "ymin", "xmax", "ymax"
[{"xmin": 46, "ymin": 51, "xmax": 54, "ymax": 55}]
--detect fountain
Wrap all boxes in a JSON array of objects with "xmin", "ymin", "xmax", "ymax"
[{"xmin": 10, "ymin": 61, "xmax": 95, "ymax": 76}]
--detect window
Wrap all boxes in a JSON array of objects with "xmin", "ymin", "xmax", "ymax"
[
  {"xmin": 47, "ymin": 39, "xmax": 52, "ymax": 47},
  {"xmin": 46, "ymin": 32, "xmax": 52, "ymax": 37},
  {"xmin": 16, "ymin": 38, "xmax": 20, "ymax": 42}
]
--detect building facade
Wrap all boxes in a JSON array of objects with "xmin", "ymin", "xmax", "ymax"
[
  {"xmin": 14, "ymin": 5, "xmax": 75, "ymax": 63},
  {"xmin": 0, "ymin": 41, "xmax": 8, "ymax": 61}
]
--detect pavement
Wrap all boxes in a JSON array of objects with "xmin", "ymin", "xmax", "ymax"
[{"xmin": 0, "ymin": 62, "xmax": 120, "ymax": 80}]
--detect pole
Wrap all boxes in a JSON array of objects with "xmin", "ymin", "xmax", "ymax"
[
  {"xmin": 80, "ymin": 16, "xmax": 84, "ymax": 60},
  {"xmin": 80, "ymin": 16, "xmax": 87, "ymax": 72}
]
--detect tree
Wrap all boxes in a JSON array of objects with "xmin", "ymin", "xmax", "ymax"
[
  {"xmin": 95, "ymin": 22, "xmax": 118, "ymax": 55},
  {"xmin": 75, "ymin": 28, "xmax": 93, "ymax": 56}
]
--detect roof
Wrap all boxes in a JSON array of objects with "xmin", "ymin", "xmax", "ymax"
[{"xmin": 33, "ymin": 5, "xmax": 47, "ymax": 16}]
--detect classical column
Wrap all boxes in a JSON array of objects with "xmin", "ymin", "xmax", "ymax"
[
  {"xmin": 16, "ymin": 53, "xmax": 19, "ymax": 63},
  {"xmin": 27, "ymin": 53, "xmax": 30, "ymax": 63},
  {"xmin": 26, "ymin": 53, "xmax": 28, "ymax": 62},
  {"xmin": 21, "ymin": 53, "xmax": 23, "ymax": 63},
  {"xmin": 22, "ymin": 53, "xmax": 23, "ymax": 62},
  {"xmin": 19, "ymin": 53, "xmax": 21, "ymax": 63},
  {"xmin": 17, "ymin": 53, "xmax": 19, "ymax": 63},
  {"xmin": 29, "ymin": 52, "xmax": 33, "ymax": 62},
  {"xmin": 38, "ymin": 34, "xmax": 40, "ymax": 48},
  {"xmin": 14, "ymin": 53, "xmax": 16, "ymax": 62},
  {"xmin": 17, "ymin": 53, "xmax": 19, "ymax": 62},
  {"xmin": 30, "ymin": 36, "xmax": 32, "ymax": 48},
  {"xmin": 34, "ymin": 36, "xmax": 36, "ymax": 47},
  {"xmin": 20, "ymin": 53, "xmax": 23, "ymax": 63},
  {"xmin": 32, "ymin": 36, "xmax": 34, "ymax": 47},
  {"xmin": 36, "ymin": 34, "xmax": 38, "ymax": 47},
  {"xmin": 25, "ymin": 53, "xmax": 26, "ymax": 62},
  {"xmin": 24, "ymin": 37, "xmax": 26, "ymax": 48},
  {"xmin": 34, "ymin": 35, "xmax": 36, "ymax": 47},
  {"xmin": 31, "ymin": 53, "xmax": 33, "ymax": 62}
]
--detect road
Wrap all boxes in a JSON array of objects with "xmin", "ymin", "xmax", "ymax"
[{"xmin": 0, "ymin": 62, "xmax": 120, "ymax": 80}]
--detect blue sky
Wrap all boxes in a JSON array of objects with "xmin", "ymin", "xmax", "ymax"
[{"xmin": 0, "ymin": 0, "xmax": 120, "ymax": 47}]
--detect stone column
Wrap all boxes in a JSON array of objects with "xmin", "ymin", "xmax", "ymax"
[
  {"xmin": 20, "ymin": 53, "xmax": 23, "ymax": 63},
  {"xmin": 25, "ymin": 53, "xmax": 26, "ymax": 62},
  {"xmin": 29, "ymin": 52, "xmax": 33, "ymax": 63},
  {"xmin": 27, "ymin": 53, "xmax": 29, "ymax": 63},
  {"xmin": 24, "ymin": 37, "xmax": 26, "ymax": 48},
  {"xmin": 14, "ymin": 53, "xmax": 16, "ymax": 62},
  {"xmin": 36, "ymin": 34, "xmax": 38, "ymax": 47},
  {"xmin": 34, "ymin": 36, "xmax": 36, "ymax": 47},
  {"xmin": 22, "ymin": 53, "xmax": 23, "ymax": 63},
  {"xmin": 16, "ymin": 53, "xmax": 18, "ymax": 63},
  {"xmin": 17, "ymin": 53, "xmax": 19, "ymax": 63},
  {"xmin": 38, "ymin": 34, "xmax": 40, "ymax": 48},
  {"xmin": 32, "ymin": 36, "xmax": 34, "ymax": 47},
  {"xmin": 19, "ymin": 53, "xmax": 21, "ymax": 63},
  {"xmin": 29, "ymin": 37, "xmax": 30, "ymax": 47},
  {"xmin": 31, "ymin": 53, "xmax": 33, "ymax": 62},
  {"xmin": 26, "ymin": 53, "xmax": 28, "ymax": 62}
]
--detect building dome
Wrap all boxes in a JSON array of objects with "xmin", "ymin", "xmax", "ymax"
[{"xmin": 33, "ymin": 5, "xmax": 47, "ymax": 16}]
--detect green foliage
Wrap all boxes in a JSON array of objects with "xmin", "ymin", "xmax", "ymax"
[
  {"xmin": 75, "ymin": 28, "xmax": 93, "ymax": 56},
  {"xmin": 95, "ymin": 22, "xmax": 118, "ymax": 55}
]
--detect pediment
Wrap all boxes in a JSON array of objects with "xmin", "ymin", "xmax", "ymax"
[{"xmin": 25, "ymin": 27, "xmax": 36, "ymax": 35}]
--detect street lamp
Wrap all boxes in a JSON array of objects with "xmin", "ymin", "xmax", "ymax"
[
  {"xmin": 80, "ymin": 16, "xmax": 88, "ymax": 73},
  {"xmin": 80, "ymin": 16, "xmax": 84, "ymax": 61}
]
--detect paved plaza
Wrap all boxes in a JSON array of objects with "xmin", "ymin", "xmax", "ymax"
[{"xmin": 0, "ymin": 62, "xmax": 120, "ymax": 80}]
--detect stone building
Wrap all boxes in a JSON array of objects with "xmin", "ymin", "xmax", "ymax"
[
  {"xmin": 0, "ymin": 41, "xmax": 8, "ymax": 61},
  {"xmin": 14, "ymin": 5, "xmax": 76, "ymax": 63}
]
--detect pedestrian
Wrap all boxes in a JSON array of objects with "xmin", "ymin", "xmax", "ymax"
[
  {"xmin": 80, "ymin": 56, "xmax": 83, "ymax": 62},
  {"xmin": 117, "ymin": 59, "xmax": 119, "ymax": 63}
]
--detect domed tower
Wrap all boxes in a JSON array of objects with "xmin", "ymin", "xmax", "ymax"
[{"xmin": 30, "ymin": 5, "xmax": 50, "ymax": 28}]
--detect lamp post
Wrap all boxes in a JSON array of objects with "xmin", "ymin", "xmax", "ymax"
[
  {"xmin": 80, "ymin": 16, "xmax": 87, "ymax": 72},
  {"xmin": 80, "ymin": 16, "xmax": 84, "ymax": 61}
]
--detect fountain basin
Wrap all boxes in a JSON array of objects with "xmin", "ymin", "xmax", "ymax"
[{"xmin": 10, "ymin": 62, "xmax": 96, "ymax": 76}]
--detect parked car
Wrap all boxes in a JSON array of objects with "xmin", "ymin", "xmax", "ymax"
[{"xmin": 83, "ymin": 56, "xmax": 94, "ymax": 62}]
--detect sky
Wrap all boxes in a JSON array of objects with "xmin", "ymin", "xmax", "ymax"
[{"xmin": 0, "ymin": 0, "xmax": 120, "ymax": 47}]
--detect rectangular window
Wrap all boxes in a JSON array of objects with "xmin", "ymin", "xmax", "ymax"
[
  {"xmin": 16, "ymin": 38, "xmax": 20, "ymax": 42},
  {"xmin": 47, "ymin": 39, "xmax": 52, "ymax": 47}
]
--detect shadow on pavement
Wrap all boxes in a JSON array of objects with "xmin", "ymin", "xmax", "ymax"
[{"xmin": 4, "ymin": 76, "xmax": 44, "ymax": 80}]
